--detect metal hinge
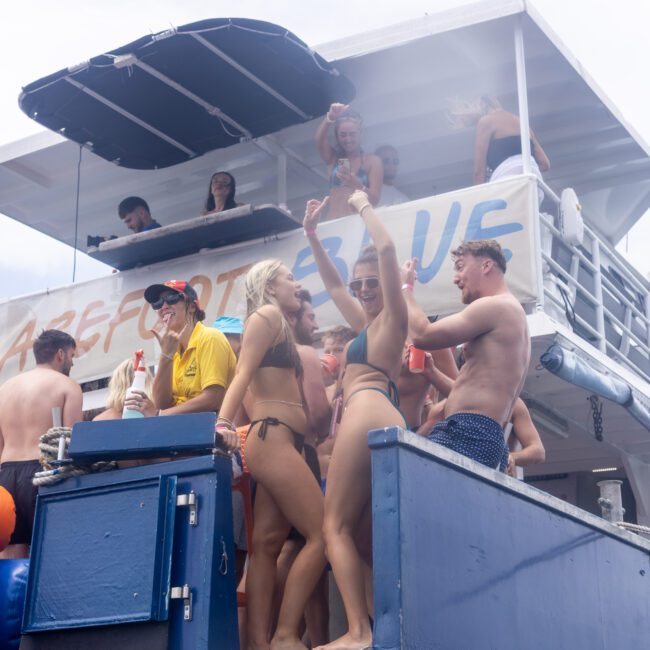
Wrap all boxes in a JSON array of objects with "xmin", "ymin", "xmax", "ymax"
[
  {"xmin": 176, "ymin": 490, "xmax": 198, "ymax": 526},
  {"xmin": 170, "ymin": 584, "xmax": 193, "ymax": 621}
]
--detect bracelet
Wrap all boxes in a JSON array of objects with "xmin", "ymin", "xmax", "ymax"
[
  {"xmin": 304, "ymin": 228, "xmax": 317, "ymax": 237},
  {"xmin": 358, "ymin": 203, "xmax": 372, "ymax": 215},
  {"xmin": 401, "ymin": 283, "xmax": 414, "ymax": 291},
  {"xmin": 325, "ymin": 114, "xmax": 335, "ymax": 123},
  {"xmin": 160, "ymin": 352, "xmax": 174, "ymax": 361},
  {"xmin": 217, "ymin": 415, "xmax": 235, "ymax": 428}
]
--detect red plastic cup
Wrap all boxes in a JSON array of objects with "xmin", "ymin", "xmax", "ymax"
[
  {"xmin": 408, "ymin": 345, "xmax": 426, "ymax": 373},
  {"xmin": 320, "ymin": 353, "xmax": 340, "ymax": 380}
]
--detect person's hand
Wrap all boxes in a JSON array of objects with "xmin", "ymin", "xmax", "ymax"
[
  {"xmin": 151, "ymin": 315, "xmax": 188, "ymax": 358},
  {"xmin": 304, "ymin": 197, "xmax": 329, "ymax": 231},
  {"xmin": 123, "ymin": 390, "xmax": 158, "ymax": 417},
  {"xmin": 348, "ymin": 190, "xmax": 371, "ymax": 214},
  {"xmin": 327, "ymin": 103, "xmax": 349, "ymax": 122},
  {"xmin": 506, "ymin": 454, "xmax": 517, "ymax": 477},
  {"xmin": 335, "ymin": 167, "xmax": 364, "ymax": 190},
  {"xmin": 401, "ymin": 258, "xmax": 418, "ymax": 286},
  {"xmin": 215, "ymin": 425, "xmax": 241, "ymax": 452},
  {"xmin": 421, "ymin": 352, "xmax": 436, "ymax": 383}
]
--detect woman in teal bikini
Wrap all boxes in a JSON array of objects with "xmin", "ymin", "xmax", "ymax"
[
  {"xmin": 315, "ymin": 103, "xmax": 383, "ymax": 221},
  {"xmin": 304, "ymin": 191, "xmax": 408, "ymax": 650}
]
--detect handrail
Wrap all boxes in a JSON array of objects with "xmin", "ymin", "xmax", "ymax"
[
  {"xmin": 537, "ymin": 176, "xmax": 650, "ymax": 381},
  {"xmin": 543, "ymin": 289, "xmax": 650, "ymax": 383}
]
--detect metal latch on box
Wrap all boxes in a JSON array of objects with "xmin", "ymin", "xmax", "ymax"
[
  {"xmin": 170, "ymin": 584, "xmax": 193, "ymax": 621},
  {"xmin": 176, "ymin": 491, "xmax": 198, "ymax": 526}
]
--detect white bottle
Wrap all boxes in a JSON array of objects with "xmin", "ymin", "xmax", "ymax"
[{"xmin": 122, "ymin": 350, "xmax": 146, "ymax": 419}]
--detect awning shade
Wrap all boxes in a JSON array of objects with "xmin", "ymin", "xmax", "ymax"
[{"xmin": 18, "ymin": 18, "xmax": 355, "ymax": 169}]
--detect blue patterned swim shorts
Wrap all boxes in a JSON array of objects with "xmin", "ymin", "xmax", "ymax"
[{"xmin": 427, "ymin": 412, "xmax": 509, "ymax": 471}]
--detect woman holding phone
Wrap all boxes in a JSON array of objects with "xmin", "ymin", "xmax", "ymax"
[{"xmin": 315, "ymin": 103, "xmax": 383, "ymax": 221}]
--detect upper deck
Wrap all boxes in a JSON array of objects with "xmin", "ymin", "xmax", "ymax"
[{"xmin": 0, "ymin": 2, "xmax": 648, "ymax": 506}]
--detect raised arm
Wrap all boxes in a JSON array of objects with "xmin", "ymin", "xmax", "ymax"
[
  {"xmin": 315, "ymin": 103, "xmax": 348, "ymax": 165},
  {"xmin": 349, "ymin": 190, "xmax": 406, "ymax": 327},
  {"xmin": 401, "ymin": 259, "xmax": 496, "ymax": 349},
  {"xmin": 304, "ymin": 197, "xmax": 366, "ymax": 331}
]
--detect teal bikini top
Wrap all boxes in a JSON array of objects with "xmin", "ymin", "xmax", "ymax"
[{"xmin": 346, "ymin": 328, "xmax": 400, "ymax": 407}]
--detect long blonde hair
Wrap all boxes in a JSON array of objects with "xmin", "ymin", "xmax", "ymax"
[
  {"xmin": 106, "ymin": 358, "xmax": 154, "ymax": 411},
  {"xmin": 244, "ymin": 259, "xmax": 301, "ymax": 372},
  {"xmin": 446, "ymin": 95, "xmax": 501, "ymax": 129}
]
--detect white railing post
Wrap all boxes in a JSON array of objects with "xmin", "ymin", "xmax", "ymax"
[
  {"xmin": 591, "ymin": 237, "xmax": 607, "ymax": 353},
  {"xmin": 277, "ymin": 152, "xmax": 288, "ymax": 210},
  {"xmin": 514, "ymin": 17, "xmax": 532, "ymax": 176}
]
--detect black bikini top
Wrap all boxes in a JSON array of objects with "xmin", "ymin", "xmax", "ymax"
[{"xmin": 259, "ymin": 338, "xmax": 301, "ymax": 372}]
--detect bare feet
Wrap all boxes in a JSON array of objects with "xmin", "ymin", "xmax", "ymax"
[{"xmin": 314, "ymin": 631, "xmax": 373, "ymax": 650}]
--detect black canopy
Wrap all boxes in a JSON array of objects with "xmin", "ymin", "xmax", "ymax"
[{"xmin": 19, "ymin": 18, "xmax": 355, "ymax": 169}]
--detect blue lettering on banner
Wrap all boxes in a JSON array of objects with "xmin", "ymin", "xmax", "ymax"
[
  {"xmin": 412, "ymin": 203, "xmax": 461, "ymax": 283},
  {"xmin": 292, "ymin": 237, "xmax": 349, "ymax": 308},
  {"xmin": 463, "ymin": 199, "xmax": 523, "ymax": 261}
]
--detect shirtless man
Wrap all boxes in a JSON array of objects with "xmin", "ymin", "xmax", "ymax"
[
  {"xmin": 284, "ymin": 289, "xmax": 331, "ymax": 647},
  {"xmin": 0, "ymin": 330, "xmax": 82, "ymax": 558},
  {"xmin": 402, "ymin": 239, "xmax": 530, "ymax": 469}
]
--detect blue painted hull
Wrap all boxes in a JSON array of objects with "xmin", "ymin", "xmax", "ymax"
[{"xmin": 370, "ymin": 428, "xmax": 650, "ymax": 649}]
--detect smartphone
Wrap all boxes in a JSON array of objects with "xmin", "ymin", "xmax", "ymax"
[{"xmin": 337, "ymin": 158, "xmax": 350, "ymax": 173}]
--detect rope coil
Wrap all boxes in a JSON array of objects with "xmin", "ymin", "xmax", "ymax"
[
  {"xmin": 33, "ymin": 427, "xmax": 116, "ymax": 487},
  {"xmin": 616, "ymin": 521, "xmax": 650, "ymax": 537}
]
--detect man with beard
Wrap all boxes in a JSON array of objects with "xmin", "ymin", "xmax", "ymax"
[
  {"xmin": 402, "ymin": 239, "xmax": 530, "ymax": 470},
  {"xmin": 0, "ymin": 330, "xmax": 82, "ymax": 558},
  {"xmin": 283, "ymin": 289, "xmax": 330, "ymax": 646}
]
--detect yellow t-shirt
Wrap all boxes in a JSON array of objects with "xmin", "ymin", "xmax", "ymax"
[{"xmin": 172, "ymin": 321, "xmax": 237, "ymax": 405}]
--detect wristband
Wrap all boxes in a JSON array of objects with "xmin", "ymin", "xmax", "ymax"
[
  {"xmin": 325, "ymin": 114, "xmax": 335, "ymax": 123},
  {"xmin": 401, "ymin": 283, "xmax": 414, "ymax": 291},
  {"xmin": 217, "ymin": 415, "xmax": 235, "ymax": 428},
  {"xmin": 160, "ymin": 352, "xmax": 174, "ymax": 361},
  {"xmin": 304, "ymin": 228, "xmax": 317, "ymax": 237}
]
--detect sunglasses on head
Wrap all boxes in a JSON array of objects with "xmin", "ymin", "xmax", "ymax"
[
  {"xmin": 151, "ymin": 292, "xmax": 184, "ymax": 310},
  {"xmin": 349, "ymin": 276, "xmax": 380, "ymax": 293}
]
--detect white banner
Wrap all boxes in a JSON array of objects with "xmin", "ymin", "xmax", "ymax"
[{"xmin": 0, "ymin": 176, "xmax": 539, "ymax": 384}]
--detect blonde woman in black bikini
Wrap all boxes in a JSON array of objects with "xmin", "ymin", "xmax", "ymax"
[
  {"xmin": 304, "ymin": 191, "xmax": 408, "ymax": 650},
  {"xmin": 217, "ymin": 260, "xmax": 325, "ymax": 650}
]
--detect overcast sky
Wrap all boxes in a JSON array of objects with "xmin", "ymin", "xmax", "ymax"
[{"xmin": 1, "ymin": 0, "xmax": 649, "ymax": 298}]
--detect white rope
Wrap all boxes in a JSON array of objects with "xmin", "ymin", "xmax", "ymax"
[
  {"xmin": 33, "ymin": 427, "xmax": 116, "ymax": 487},
  {"xmin": 615, "ymin": 521, "xmax": 650, "ymax": 537}
]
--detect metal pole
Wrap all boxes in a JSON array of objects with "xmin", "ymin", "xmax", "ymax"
[
  {"xmin": 277, "ymin": 152, "xmax": 288, "ymax": 210},
  {"xmin": 591, "ymin": 237, "xmax": 607, "ymax": 353},
  {"xmin": 514, "ymin": 16, "xmax": 532, "ymax": 175},
  {"xmin": 597, "ymin": 479, "xmax": 625, "ymax": 523}
]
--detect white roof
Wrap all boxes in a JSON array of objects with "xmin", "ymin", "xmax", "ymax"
[{"xmin": 0, "ymin": 0, "xmax": 648, "ymax": 248}]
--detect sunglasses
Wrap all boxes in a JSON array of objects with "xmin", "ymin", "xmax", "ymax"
[
  {"xmin": 151, "ymin": 292, "xmax": 184, "ymax": 310},
  {"xmin": 349, "ymin": 276, "xmax": 380, "ymax": 293}
]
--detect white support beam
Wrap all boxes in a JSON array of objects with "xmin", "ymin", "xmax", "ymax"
[
  {"xmin": 621, "ymin": 452, "xmax": 650, "ymax": 526},
  {"xmin": 64, "ymin": 77, "xmax": 196, "ymax": 158},
  {"xmin": 191, "ymin": 33, "xmax": 311, "ymax": 121}
]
